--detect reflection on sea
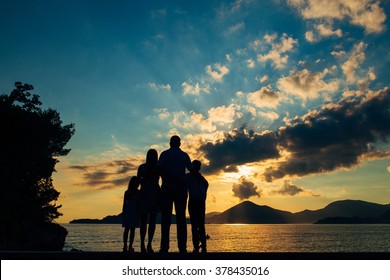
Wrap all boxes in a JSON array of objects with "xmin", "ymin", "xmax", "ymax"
[{"xmin": 62, "ymin": 224, "xmax": 390, "ymax": 252}]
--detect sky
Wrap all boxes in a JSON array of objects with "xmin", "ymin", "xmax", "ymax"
[{"xmin": 1, "ymin": 0, "xmax": 390, "ymax": 223}]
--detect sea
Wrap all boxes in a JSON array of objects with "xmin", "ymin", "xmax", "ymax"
[{"xmin": 62, "ymin": 223, "xmax": 390, "ymax": 253}]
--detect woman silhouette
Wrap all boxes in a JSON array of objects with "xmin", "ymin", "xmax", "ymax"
[{"xmin": 137, "ymin": 149, "xmax": 161, "ymax": 253}]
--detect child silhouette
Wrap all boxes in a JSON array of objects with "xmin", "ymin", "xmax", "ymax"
[
  {"xmin": 186, "ymin": 160, "xmax": 209, "ymax": 253},
  {"xmin": 122, "ymin": 176, "xmax": 140, "ymax": 252}
]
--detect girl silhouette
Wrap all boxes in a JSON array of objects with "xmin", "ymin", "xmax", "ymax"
[{"xmin": 122, "ymin": 176, "xmax": 140, "ymax": 252}]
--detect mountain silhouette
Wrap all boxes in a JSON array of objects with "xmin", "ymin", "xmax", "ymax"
[
  {"xmin": 206, "ymin": 201, "xmax": 294, "ymax": 223},
  {"xmin": 315, "ymin": 209, "xmax": 390, "ymax": 224},
  {"xmin": 205, "ymin": 211, "xmax": 221, "ymax": 218},
  {"xmin": 292, "ymin": 199, "xmax": 390, "ymax": 223},
  {"xmin": 69, "ymin": 199, "xmax": 390, "ymax": 224},
  {"xmin": 206, "ymin": 199, "xmax": 390, "ymax": 224}
]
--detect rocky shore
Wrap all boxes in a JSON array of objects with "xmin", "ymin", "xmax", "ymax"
[{"xmin": 1, "ymin": 222, "xmax": 67, "ymax": 251}]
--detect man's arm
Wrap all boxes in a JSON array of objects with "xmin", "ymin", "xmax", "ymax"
[
  {"xmin": 184, "ymin": 153, "xmax": 195, "ymax": 172},
  {"xmin": 200, "ymin": 174, "xmax": 208, "ymax": 189},
  {"xmin": 157, "ymin": 151, "xmax": 166, "ymax": 178}
]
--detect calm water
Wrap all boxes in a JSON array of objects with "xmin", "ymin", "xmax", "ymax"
[{"xmin": 62, "ymin": 223, "xmax": 390, "ymax": 252}]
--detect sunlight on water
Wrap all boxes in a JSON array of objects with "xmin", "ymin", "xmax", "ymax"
[{"xmin": 62, "ymin": 224, "xmax": 390, "ymax": 252}]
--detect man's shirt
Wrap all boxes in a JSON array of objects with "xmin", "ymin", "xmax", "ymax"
[{"xmin": 158, "ymin": 147, "xmax": 193, "ymax": 186}]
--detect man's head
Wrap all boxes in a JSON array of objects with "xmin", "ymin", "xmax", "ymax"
[
  {"xmin": 192, "ymin": 160, "xmax": 201, "ymax": 171},
  {"xmin": 170, "ymin": 135, "xmax": 181, "ymax": 148}
]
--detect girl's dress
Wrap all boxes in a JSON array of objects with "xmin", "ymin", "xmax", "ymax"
[{"xmin": 122, "ymin": 189, "xmax": 140, "ymax": 228}]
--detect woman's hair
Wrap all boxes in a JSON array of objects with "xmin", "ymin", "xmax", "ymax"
[
  {"xmin": 146, "ymin": 149, "xmax": 158, "ymax": 166},
  {"xmin": 128, "ymin": 176, "xmax": 139, "ymax": 192}
]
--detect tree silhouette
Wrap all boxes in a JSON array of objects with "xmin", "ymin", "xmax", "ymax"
[{"xmin": 0, "ymin": 82, "xmax": 75, "ymax": 249}]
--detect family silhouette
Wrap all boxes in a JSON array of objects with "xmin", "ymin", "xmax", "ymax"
[{"xmin": 121, "ymin": 135, "xmax": 209, "ymax": 253}]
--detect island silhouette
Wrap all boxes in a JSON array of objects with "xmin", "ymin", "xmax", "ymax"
[{"xmin": 70, "ymin": 199, "xmax": 390, "ymax": 224}]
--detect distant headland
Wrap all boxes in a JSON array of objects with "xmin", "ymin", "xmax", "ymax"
[{"xmin": 70, "ymin": 199, "xmax": 390, "ymax": 224}]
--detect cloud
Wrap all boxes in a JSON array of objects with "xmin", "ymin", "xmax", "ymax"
[
  {"xmin": 257, "ymin": 33, "xmax": 298, "ymax": 69},
  {"xmin": 171, "ymin": 111, "xmax": 194, "ymax": 129},
  {"xmin": 198, "ymin": 87, "xmax": 390, "ymax": 180},
  {"xmin": 80, "ymin": 170, "xmax": 131, "ymax": 189},
  {"xmin": 361, "ymin": 150, "xmax": 390, "ymax": 161},
  {"xmin": 232, "ymin": 177, "xmax": 261, "ymax": 200},
  {"xmin": 200, "ymin": 126, "xmax": 280, "ymax": 174},
  {"xmin": 316, "ymin": 23, "xmax": 342, "ymax": 37},
  {"xmin": 208, "ymin": 104, "xmax": 240, "ymax": 125},
  {"xmin": 206, "ymin": 63, "xmax": 230, "ymax": 82},
  {"xmin": 247, "ymin": 85, "xmax": 282, "ymax": 108},
  {"xmin": 271, "ymin": 181, "xmax": 304, "ymax": 196},
  {"xmin": 277, "ymin": 68, "xmax": 339, "ymax": 100},
  {"xmin": 68, "ymin": 159, "xmax": 138, "ymax": 189},
  {"xmin": 154, "ymin": 108, "xmax": 170, "ymax": 120},
  {"xmin": 181, "ymin": 62, "xmax": 230, "ymax": 96},
  {"xmin": 188, "ymin": 112, "xmax": 216, "ymax": 132},
  {"xmin": 349, "ymin": 1, "xmax": 387, "ymax": 33},
  {"xmin": 108, "ymin": 160, "xmax": 137, "ymax": 174},
  {"xmin": 68, "ymin": 165, "xmax": 88, "ymax": 172},
  {"xmin": 111, "ymin": 176, "xmax": 132, "ymax": 187},
  {"xmin": 148, "ymin": 82, "xmax": 172, "ymax": 92},
  {"xmin": 84, "ymin": 170, "xmax": 112, "ymax": 184},
  {"xmin": 182, "ymin": 81, "xmax": 210, "ymax": 95},
  {"xmin": 288, "ymin": 0, "xmax": 344, "ymax": 19},
  {"xmin": 226, "ymin": 22, "xmax": 245, "ymax": 35},
  {"xmin": 217, "ymin": 0, "xmax": 254, "ymax": 18},
  {"xmin": 151, "ymin": 9, "xmax": 167, "ymax": 20},
  {"xmin": 242, "ymin": 105, "xmax": 257, "ymax": 117},
  {"xmin": 357, "ymin": 67, "xmax": 377, "ymax": 92},
  {"xmin": 171, "ymin": 103, "xmax": 241, "ymax": 132},
  {"xmin": 264, "ymin": 87, "xmax": 390, "ymax": 181},
  {"xmin": 342, "ymin": 42, "xmax": 366, "ymax": 83},
  {"xmin": 226, "ymin": 54, "xmax": 233, "ymax": 62},
  {"xmin": 230, "ymin": 0, "xmax": 254, "ymax": 11},
  {"xmin": 259, "ymin": 75, "xmax": 269, "ymax": 83},
  {"xmin": 331, "ymin": 50, "xmax": 346, "ymax": 57},
  {"xmin": 305, "ymin": 23, "xmax": 342, "ymax": 42},
  {"xmin": 288, "ymin": 0, "xmax": 387, "ymax": 33},
  {"xmin": 305, "ymin": 31, "xmax": 315, "ymax": 42},
  {"xmin": 165, "ymin": 104, "xmax": 241, "ymax": 133},
  {"xmin": 257, "ymin": 111, "xmax": 280, "ymax": 121},
  {"xmin": 247, "ymin": 59, "xmax": 255, "ymax": 69}
]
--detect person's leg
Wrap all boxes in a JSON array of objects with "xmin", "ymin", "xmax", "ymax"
[
  {"xmin": 174, "ymin": 192, "xmax": 188, "ymax": 253},
  {"xmin": 129, "ymin": 227, "xmax": 136, "ymax": 252},
  {"xmin": 123, "ymin": 227, "xmax": 130, "ymax": 252},
  {"xmin": 198, "ymin": 201, "xmax": 207, "ymax": 253},
  {"xmin": 188, "ymin": 199, "xmax": 199, "ymax": 252},
  {"xmin": 160, "ymin": 188, "xmax": 173, "ymax": 252},
  {"xmin": 140, "ymin": 209, "xmax": 147, "ymax": 252},
  {"xmin": 147, "ymin": 211, "xmax": 157, "ymax": 252}
]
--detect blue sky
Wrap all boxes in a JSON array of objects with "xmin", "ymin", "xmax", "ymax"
[{"xmin": 1, "ymin": 0, "xmax": 390, "ymax": 222}]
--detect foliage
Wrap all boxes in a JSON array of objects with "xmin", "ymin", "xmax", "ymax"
[{"xmin": 0, "ymin": 82, "xmax": 75, "ymax": 226}]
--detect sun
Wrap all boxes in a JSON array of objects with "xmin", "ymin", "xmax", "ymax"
[
  {"xmin": 237, "ymin": 165, "xmax": 253, "ymax": 177},
  {"xmin": 222, "ymin": 165, "xmax": 254, "ymax": 182}
]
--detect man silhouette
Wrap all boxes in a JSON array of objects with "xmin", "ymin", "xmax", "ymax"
[{"xmin": 158, "ymin": 135, "xmax": 193, "ymax": 253}]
